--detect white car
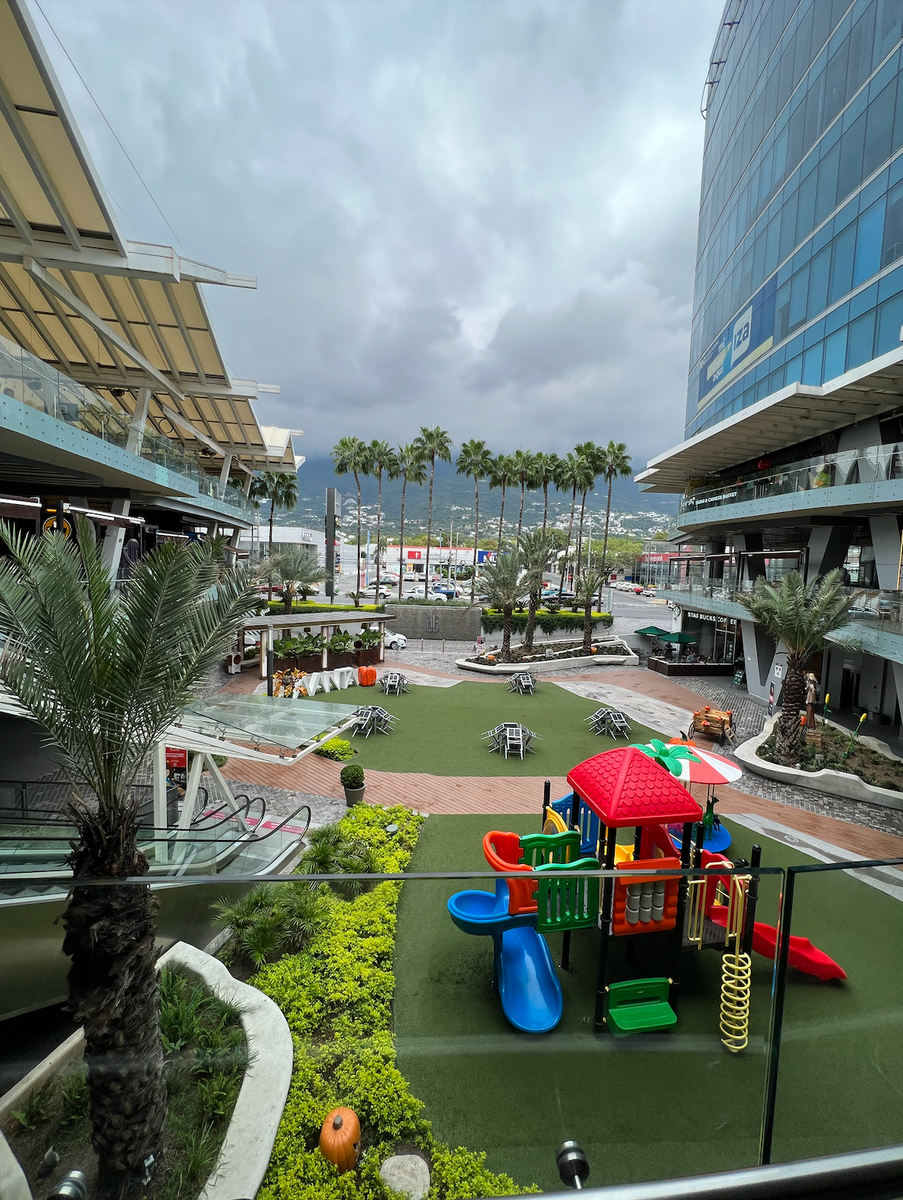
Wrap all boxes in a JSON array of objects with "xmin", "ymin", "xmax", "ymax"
[
  {"xmin": 408, "ymin": 586, "xmax": 447, "ymax": 602},
  {"xmin": 360, "ymin": 583, "xmax": 392, "ymax": 600},
  {"xmin": 384, "ymin": 631, "xmax": 407, "ymax": 650}
]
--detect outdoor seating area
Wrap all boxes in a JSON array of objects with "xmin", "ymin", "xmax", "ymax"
[
  {"xmin": 380, "ymin": 671, "xmax": 411, "ymax": 695},
  {"xmin": 507, "ymin": 672, "xmax": 537, "ymax": 695},
  {"xmin": 585, "ymin": 707, "xmax": 632, "ymax": 739},
  {"xmin": 352, "ymin": 706, "xmax": 398, "ymax": 737},
  {"xmin": 481, "ymin": 722, "xmax": 541, "ymax": 759}
]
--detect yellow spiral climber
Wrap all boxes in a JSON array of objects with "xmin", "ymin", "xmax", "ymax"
[{"xmin": 719, "ymin": 951, "xmax": 752, "ymax": 1053}]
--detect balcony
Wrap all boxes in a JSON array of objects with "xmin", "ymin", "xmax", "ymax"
[
  {"xmin": 0, "ymin": 334, "xmax": 253, "ymax": 519},
  {"xmin": 677, "ymin": 440, "xmax": 903, "ymax": 531}
]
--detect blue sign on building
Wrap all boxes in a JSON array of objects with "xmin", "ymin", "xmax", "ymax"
[{"xmin": 698, "ymin": 276, "xmax": 777, "ymax": 406}]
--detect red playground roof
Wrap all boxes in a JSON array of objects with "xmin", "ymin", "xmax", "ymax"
[{"xmin": 567, "ymin": 747, "xmax": 703, "ymax": 828}]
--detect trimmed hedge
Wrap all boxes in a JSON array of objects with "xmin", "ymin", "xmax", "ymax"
[
  {"xmin": 481, "ymin": 610, "xmax": 613, "ymax": 636},
  {"xmin": 266, "ymin": 600, "xmax": 386, "ymax": 615},
  {"xmin": 252, "ymin": 805, "xmax": 537, "ymax": 1199}
]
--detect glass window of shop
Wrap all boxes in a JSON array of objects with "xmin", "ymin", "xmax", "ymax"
[{"xmin": 680, "ymin": 613, "xmax": 742, "ymax": 666}]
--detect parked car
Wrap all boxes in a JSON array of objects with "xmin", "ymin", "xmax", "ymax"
[
  {"xmin": 431, "ymin": 583, "xmax": 463, "ymax": 598},
  {"xmin": 642, "ymin": 587, "xmax": 656, "ymax": 597},
  {"xmin": 360, "ymin": 583, "xmax": 392, "ymax": 600},
  {"xmin": 408, "ymin": 586, "xmax": 447, "ymax": 602},
  {"xmin": 384, "ymin": 631, "xmax": 408, "ymax": 650}
]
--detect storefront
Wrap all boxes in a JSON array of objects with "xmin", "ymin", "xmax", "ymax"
[{"xmin": 680, "ymin": 611, "xmax": 742, "ymax": 667}]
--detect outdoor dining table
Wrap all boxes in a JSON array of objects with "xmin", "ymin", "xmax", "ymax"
[
  {"xmin": 481, "ymin": 721, "xmax": 541, "ymax": 759},
  {"xmin": 352, "ymin": 705, "xmax": 398, "ymax": 737},
  {"xmin": 507, "ymin": 672, "xmax": 536, "ymax": 695},
  {"xmin": 379, "ymin": 672, "xmax": 411, "ymax": 696},
  {"xmin": 585, "ymin": 708, "xmax": 632, "ymax": 738}
]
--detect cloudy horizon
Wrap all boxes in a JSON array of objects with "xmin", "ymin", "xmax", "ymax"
[{"xmin": 33, "ymin": 0, "xmax": 722, "ymax": 469}]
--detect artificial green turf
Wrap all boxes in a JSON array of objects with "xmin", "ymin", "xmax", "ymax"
[
  {"xmin": 349, "ymin": 681, "xmax": 664, "ymax": 775},
  {"xmin": 394, "ymin": 814, "xmax": 903, "ymax": 1193}
]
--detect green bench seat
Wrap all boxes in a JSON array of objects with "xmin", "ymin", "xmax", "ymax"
[{"xmin": 606, "ymin": 977, "xmax": 676, "ymax": 1036}]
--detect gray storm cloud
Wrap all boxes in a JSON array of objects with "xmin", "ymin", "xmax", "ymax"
[{"xmin": 34, "ymin": 0, "xmax": 721, "ymax": 463}]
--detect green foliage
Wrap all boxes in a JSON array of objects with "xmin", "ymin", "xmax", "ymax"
[
  {"xmin": 295, "ymin": 819, "xmax": 380, "ymax": 897},
  {"xmin": 214, "ymin": 882, "xmax": 332, "ymax": 969},
  {"xmin": 357, "ymin": 628, "xmax": 383, "ymax": 648},
  {"xmin": 266, "ymin": 601, "xmax": 385, "ymax": 616},
  {"xmin": 339, "ymin": 763, "xmax": 365, "ymax": 789},
  {"xmin": 481, "ymin": 610, "xmax": 613, "ymax": 635},
  {"xmin": 252, "ymin": 805, "xmax": 536, "ymax": 1199},
  {"xmin": 326, "ymin": 630, "xmax": 355, "ymax": 653},
  {"xmin": 11, "ymin": 1080, "xmax": 53, "ymax": 1130},
  {"xmin": 58, "ymin": 1067, "xmax": 89, "ymax": 1128},
  {"xmin": 314, "ymin": 738, "xmax": 356, "ymax": 761}
]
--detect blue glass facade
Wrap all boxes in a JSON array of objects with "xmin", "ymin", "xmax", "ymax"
[{"xmin": 687, "ymin": 0, "xmax": 903, "ymax": 439}]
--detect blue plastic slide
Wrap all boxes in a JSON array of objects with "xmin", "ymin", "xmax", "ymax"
[{"xmin": 447, "ymin": 880, "xmax": 563, "ymax": 1034}]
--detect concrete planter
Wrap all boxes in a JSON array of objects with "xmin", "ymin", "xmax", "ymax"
[
  {"xmin": 0, "ymin": 942, "xmax": 292, "ymax": 1200},
  {"xmin": 457, "ymin": 641, "xmax": 638, "ymax": 675},
  {"xmin": 326, "ymin": 651, "xmax": 356, "ymax": 669},
  {"xmin": 736, "ymin": 715, "xmax": 903, "ymax": 812},
  {"xmin": 343, "ymin": 785, "xmax": 366, "ymax": 806}
]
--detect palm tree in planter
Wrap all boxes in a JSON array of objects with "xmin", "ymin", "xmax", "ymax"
[
  {"xmin": 456, "ymin": 438, "xmax": 494, "ymax": 605},
  {"xmin": 0, "ymin": 518, "xmax": 259, "ymax": 1193},
  {"xmin": 736, "ymin": 569, "xmax": 856, "ymax": 764},
  {"xmin": 519, "ymin": 529, "xmax": 553, "ymax": 655},
  {"xmin": 263, "ymin": 545, "xmax": 324, "ymax": 613},
  {"xmin": 554, "ymin": 452, "xmax": 594, "ymax": 598},
  {"xmin": 480, "ymin": 549, "xmax": 525, "ymax": 663},
  {"xmin": 533, "ymin": 450, "xmax": 561, "ymax": 537},
  {"xmin": 576, "ymin": 567, "xmax": 608, "ymax": 653},
  {"xmin": 395, "ymin": 443, "xmax": 427, "ymax": 601}
]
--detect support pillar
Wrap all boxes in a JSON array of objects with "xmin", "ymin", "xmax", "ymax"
[{"xmin": 100, "ymin": 498, "xmax": 132, "ymax": 582}]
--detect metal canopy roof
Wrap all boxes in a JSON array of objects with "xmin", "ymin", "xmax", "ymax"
[
  {"xmin": 637, "ymin": 349, "xmax": 903, "ymax": 494},
  {"xmin": 0, "ymin": 0, "xmax": 301, "ymax": 476}
]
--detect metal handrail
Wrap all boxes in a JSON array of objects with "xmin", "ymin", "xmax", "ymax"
[{"xmin": 246, "ymin": 803, "xmax": 311, "ymax": 843}]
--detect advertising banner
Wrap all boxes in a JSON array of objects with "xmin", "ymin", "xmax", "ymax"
[{"xmin": 698, "ymin": 275, "xmax": 777, "ymax": 408}]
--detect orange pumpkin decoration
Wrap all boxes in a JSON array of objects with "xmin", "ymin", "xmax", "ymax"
[
  {"xmin": 358, "ymin": 665, "xmax": 377, "ymax": 686},
  {"xmin": 319, "ymin": 1107, "xmax": 361, "ymax": 1173}
]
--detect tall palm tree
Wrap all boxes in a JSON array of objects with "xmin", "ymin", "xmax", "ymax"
[
  {"xmin": 479, "ymin": 549, "xmax": 525, "ymax": 662},
  {"xmin": 489, "ymin": 453, "xmax": 516, "ymax": 551},
  {"xmin": 456, "ymin": 439, "xmax": 494, "ymax": 605},
  {"xmin": 248, "ymin": 470, "xmax": 299, "ymax": 602},
  {"xmin": 554, "ymin": 452, "xmax": 592, "ymax": 598},
  {"xmin": 395, "ymin": 443, "xmax": 427, "ymax": 600},
  {"xmin": 598, "ymin": 441, "xmax": 633, "ymax": 582},
  {"xmin": 576, "ymin": 566, "xmax": 607, "ymax": 652},
  {"xmin": 331, "ymin": 436, "xmax": 372, "ymax": 593},
  {"xmin": 736, "ymin": 570, "xmax": 856, "ymax": 764},
  {"xmin": 511, "ymin": 449, "xmax": 538, "ymax": 541},
  {"xmin": 519, "ymin": 529, "xmax": 553, "ymax": 654},
  {"xmin": 413, "ymin": 426, "xmax": 452, "ymax": 588},
  {"xmin": 573, "ymin": 442, "xmax": 600, "ymax": 584},
  {"xmin": 533, "ymin": 451, "xmax": 561, "ymax": 537},
  {"xmin": 0, "ymin": 519, "xmax": 258, "ymax": 1191},
  {"xmin": 369, "ymin": 440, "xmax": 399, "ymax": 595}
]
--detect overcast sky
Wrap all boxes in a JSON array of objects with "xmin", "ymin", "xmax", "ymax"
[{"xmin": 34, "ymin": 0, "xmax": 722, "ymax": 468}]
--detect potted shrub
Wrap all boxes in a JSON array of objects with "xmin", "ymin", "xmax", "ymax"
[
  {"xmin": 356, "ymin": 627, "xmax": 381, "ymax": 666},
  {"xmin": 272, "ymin": 635, "xmax": 298, "ymax": 671},
  {"xmin": 327, "ymin": 630, "xmax": 356, "ymax": 668},
  {"xmin": 340, "ymin": 763, "xmax": 365, "ymax": 806},
  {"xmin": 296, "ymin": 632, "xmax": 325, "ymax": 673}
]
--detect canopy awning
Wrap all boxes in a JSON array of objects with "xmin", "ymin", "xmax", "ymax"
[
  {"xmin": 659, "ymin": 632, "xmax": 698, "ymax": 643},
  {"xmin": 635, "ymin": 626, "xmax": 670, "ymax": 636}
]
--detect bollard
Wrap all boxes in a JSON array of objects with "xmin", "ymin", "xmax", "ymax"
[
  {"xmin": 421, "ymin": 638, "xmax": 424, "ymax": 652},
  {"xmin": 442, "ymin": 639, "xmax": 446, "ymax": 653}
]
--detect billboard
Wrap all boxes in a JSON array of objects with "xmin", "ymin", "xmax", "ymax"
[{"xmin": 698, "ymin": 275, "xmax": 776, "ymax": 408}]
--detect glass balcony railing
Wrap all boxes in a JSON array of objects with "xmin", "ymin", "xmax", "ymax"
[
  {"xmin": 0, "ymin": 332, "xmax": 253, "ymax": 515},
  {"xmin": 680, "ymin": 440, "xmax": 903, "ymax": 518}
]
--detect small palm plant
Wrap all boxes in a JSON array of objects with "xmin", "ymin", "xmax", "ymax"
[
  {"xmin": 260, "ymin": 545, "xmax": 323, "ymax": 612},
  {"xmin": 480, "ymin": 550, "xmax": 525, "ymax": 662},
  {"xmin": 213, "ymin": 882, "xmax": 330, "ymax": 970},
  {"xmin": 518, "ymin": 529, "xmax": 552, "ymax": 654},
  {"xmin": 296, "ymin": 822, "xmax": 380, "ymax": 898},
  {"xmin": 576, "ymin": 567, "xmax": 608, "ymax": 652},
  {"xmin": 0, "ymin": 518, "xmax": 260, "ymax": 1192},
  {"xmin": 736, "ymin": 569, "xmax": 856, "ymax": 764}
]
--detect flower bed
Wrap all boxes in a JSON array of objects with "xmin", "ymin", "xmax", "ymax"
[
  {"xmin": 469, "ymin": 638, "xmax": 628, "ymax": 666},
  {"xmin": 757, "ymin": 723, "xmax": 903, "ymax": 790},
  {"xmin": 251, "ymin": 805, "xmax": 537, "ymax": 1199}
]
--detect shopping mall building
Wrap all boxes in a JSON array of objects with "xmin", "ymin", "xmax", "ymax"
[{"xmin": 640, "ymin": 0, "xmax": 903, "ymax": 723}]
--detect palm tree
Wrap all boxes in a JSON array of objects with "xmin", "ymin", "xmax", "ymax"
[
  {"xmin": 554, "ymin": 452, "xmax": 592, "ymax": 598},
  {"xmin": 576, "ymin": 567, "xmax": 607, "ymax": 652},
  {"xmin": 412, "ymin": 426, "xmax": 452, "ymax": 588},
  {"xmin": 456, "ymin": 439, "xmax": 494, "ymax": 605},
  {"xmin": 533, "ymin": 451, "xmax": 561, "ymax": 537},
  {"xmin": 331, "ymin": 436, "xmax": 372, "ymax": 593},
  {"xmin": 489, "ymin": 453, "xmax": 516, "ymax": 550},
  {"xmin": 511, "ymin": 449, "xmax": 538, "ymax": 541},
  {"xmin": 369, "ymin": 440, "xmax": 399, "ymax": 595},
  {"xmin": 262, "ymin": 545, "xmax": 324, "ymax": 613},
  {"xmin": 395, "ymin": 444, "xmax": 427, "ymax": 601},
  {"xmin": 0, "ymin": 519, "xmax": 259, "ymax": 1191},
  {"xmin": 736, "ymin": 570, "xmax": 856, "ymax": 764},
  {"xmin": 573, "ymin": 442, "xmax": 600, "ymax": 584},
  {"xmin": 598, "ymin": 441, "xmax": 633, "ymax": 582},
  {"xmin": 519, "ymin": 529, "xmax": 553, "ymax": 654},
  {"xmin": 248, "ymin": 470, "xmax": 299, "ymax": 602},
  {"xmin": 480, "ymin": 549, "xmax": 525, "ymax": 662}
]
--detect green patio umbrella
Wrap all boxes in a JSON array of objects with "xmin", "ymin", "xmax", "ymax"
[
  {"xmin": 635, "ymin": 626, "xmax": 670, "ymax": 636},
  {"xmin": 659, "ymin": 631, "xmax": 698, "ymax": 643}
]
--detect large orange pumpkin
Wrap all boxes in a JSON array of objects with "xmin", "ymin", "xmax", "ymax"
[
  {"xmin": 319, "ymin": 1107, "xmax": 361, "ymax": 1173},
  {"xmin": 358, "ymin": 665, "xmax": 377, "ymax": 686}
]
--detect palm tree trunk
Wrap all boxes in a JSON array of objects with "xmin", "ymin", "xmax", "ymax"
[
  {"xmin": 575, "ymin": 492, "xmax": 587, "ymax": 585},
  {"xmin": 497, "ymin": 482, "xmax": 507, "ymax": 549},
  {"xmin": 542, "ymin": 482, "xmax": 549, "ymax": 536},
  {"xmin": 502, "ymin": 606, "xmax": 513, "ymax": 662},
  {"xmin": 471, "ymin": 478, "xmax": 480, "ymax": 606},
  {"xmin": 524, "ymin": 588, "xmax": 540, "ymax": 653},
  {"xmin": 601, "ymin": 474, "xmax": 614, "ymax": 579},
  {"xmin": 776, "ymin": 657, "xmax": 806, "ymax": 763},
  {"xmin": 424, "ymin": 457, "xmax": 435, "ymax": 587},
  {"xmin": 398, "ymin": 478, "xmax": 407, "ymax": 601},
  {"xmin": 375, "ymin": 470, "xmax": 383, "ymax": 594},
  {"xmin": 267, "ymin": 501, "xmax": 276, "ymax": 603},
  {"xmin": 64, "ymin": 812, "xmax": 166, "ymax": 1191},
  {"xmin": 558, "ymin": 487, "xmax": 577, "ymax": 598},
  {"xmin": 353, "ymin": 472, "xmax": 363, "ymax": 593},
  {"xmin": 517, "ymin": 482, "xmax": 525, "ymax": 541},
  {"xmin": 582, "ymin": 595, "xmax": 594, "ymax": 652}
]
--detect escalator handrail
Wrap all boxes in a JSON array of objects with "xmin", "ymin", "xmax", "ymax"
[{"xmin": 247, "ymin": 803, "xmax": 311, "ymax": 843}]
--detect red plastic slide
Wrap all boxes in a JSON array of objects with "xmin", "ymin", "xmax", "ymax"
[{"xmin": 707, "ymin": 907, "xmax": 847, "ymax": 981}]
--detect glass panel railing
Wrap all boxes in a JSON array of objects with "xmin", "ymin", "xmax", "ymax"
[
  {"xmin": 0, "ymin": 332, "xmax": 252, "ymax": 515},
  {"xmin": 680, "ymin": 441, "xmax": 903, "ymax": 517}
]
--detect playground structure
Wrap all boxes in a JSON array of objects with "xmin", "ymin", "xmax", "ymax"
[{"xmin": 447, "ymin": 745, "xmax": 846, "ymax": 1046}]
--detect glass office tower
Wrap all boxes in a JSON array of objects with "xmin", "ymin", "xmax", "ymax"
[{"xmin": 690, "ymin": 0, "xmax": 903, "ymax": 440}]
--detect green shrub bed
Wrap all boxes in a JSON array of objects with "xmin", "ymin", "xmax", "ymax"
[
  {"xmin": 481, "ymin": 610, "xmax": 613, "ymax": 635},
  {"xmin": 757, "ymin": 723, "xmax": 903, "ymax": 790},
  {"xmin": 252, "ymin": 805, "xmax": 537, "ymax": 1199}
]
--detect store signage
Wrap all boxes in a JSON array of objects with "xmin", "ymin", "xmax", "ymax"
[
  {"xmin": 698, "ymin": 275, "xmax": 777, "ymax": 407},
  {"xmin": 685, "ymin": 489, "xmax": 739, "ymax": 510},
  {"xmin": 685, "ymin": 611, "xmax": 737, "ymax": 627},
  {"xmin": 165, "ymin": 748, "xmax": 188, "ymax": 771},
  {"xmin": 408, "ymin": 550, "xmax": 422, "ymax": 560}
]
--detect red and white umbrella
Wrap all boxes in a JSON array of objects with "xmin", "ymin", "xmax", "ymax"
[{"xmin": 666, "ymin": 738, "xmax": 742, "ymax": 786}]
